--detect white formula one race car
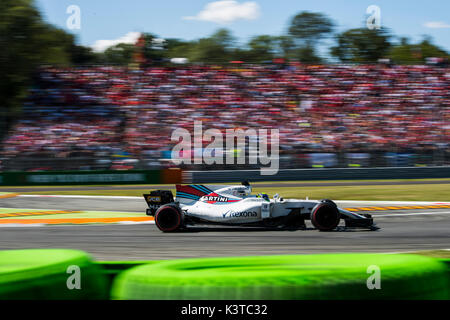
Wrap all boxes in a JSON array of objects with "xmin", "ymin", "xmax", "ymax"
[{"xmin": 143, "ymin": 182, "xmax": 377, "ymax": 232}]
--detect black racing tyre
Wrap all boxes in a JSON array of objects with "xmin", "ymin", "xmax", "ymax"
[
  {"xmin": 311, "ymin": 202, "xmax": 340, "ymax": 231},
  {"xmin": 111, "ymin": 253, "xmax": 449, "ymax": 300},
  {"xmin": 0, "ymin": 249, "xmax": 108, "ymax": 300},
  {"xmin": 154, "ymin": 204, "xmax": 183, "ymax": 232}
]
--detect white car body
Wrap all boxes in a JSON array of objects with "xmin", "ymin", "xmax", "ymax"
[{"xmin": 145, "ymin": 183, "xmax": 377, "ymax": 231}]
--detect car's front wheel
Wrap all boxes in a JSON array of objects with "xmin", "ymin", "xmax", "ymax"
[{"xmin": 311, "ymin": 201, "xmax": 340, "ymax": 231}]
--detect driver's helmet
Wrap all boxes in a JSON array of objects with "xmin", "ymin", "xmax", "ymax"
[{"xmin": 257, "ymin": 193, "xmax": 270, "ymax": 201}]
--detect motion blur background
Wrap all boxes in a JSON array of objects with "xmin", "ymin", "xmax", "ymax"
[{"xmin": 1, "ymin": 0, "xmax": 449, "ymax": 173}]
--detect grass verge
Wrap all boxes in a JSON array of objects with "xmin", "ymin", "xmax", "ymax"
[{"xmin": 13, "ymin": 183, "xmax": 450, "ymax": 201}]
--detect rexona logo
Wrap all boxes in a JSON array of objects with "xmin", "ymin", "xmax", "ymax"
[{"xmin": 223, "ymin": 210, "xmax": 258, "ymax": 218}]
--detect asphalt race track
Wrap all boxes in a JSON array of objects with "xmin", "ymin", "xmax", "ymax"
[{"xmin": 0, "ymin": 195, "xmax": 449, "ymax": 260}]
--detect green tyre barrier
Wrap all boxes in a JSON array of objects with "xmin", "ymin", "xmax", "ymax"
[
  {"xmin": 96, "ymin": 260, "xmax": 160, "ymax": 298},
  {"xmin": 0, "ymin": 249, "xmax": 109, "ymax": 299},
  {"xmin": 97, "ymin": 260, "xmax": 160, "ymax": 275},
  {"xmin": 111, "ymin": 253, "xmax": 449, "ymax": 300},
  {"xmin": 439, "ymin": 259, "xmax": 450, "ymax": 292},
  {"xmin": 439, "ymin": 258, "xmax": 450, "ymax": 269}
]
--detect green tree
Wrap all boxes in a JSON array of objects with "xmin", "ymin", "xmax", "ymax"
[
  {"xmin": 141, "ymin": 33, "xmax": 167, "ymax": 65},
  {"xmin": 247, "ymin": 35, "xmax": 277, "ymax": 62},
  {"xmin": 36, "ymin": 24, "xmax": 98, "ymax": 66},
  {"xmin": 101, "ymin": 43, "xmax": 136, "ymax": 65},
  {"xmin": 0, "ymin": 0, "xmax": 98, "ymax": 139},
  {"xmin": 276, "ymin": 36, "xmax": 295, "ymax": 59},
  {"xmin": 296, "ymin": 46, "xmax": 322, "ymax": 63},
  {"xmin": 0, "ymin": 0, "xmax": 77, "ymax": 138},
  {"xmin": 288, "ymin": 11, "xmax": 334, "ymax": 62},
  {"xmin": 210, "ymin": 28, "xmax": 235, "ymax": 49},
  {"xmin": 189, "ymin": 29, "xmax": 235, "ymax": 64},
  {"xmin": 289, "ymin": 11, "xmax": 335, "ymax": 46},
  {"xmin": 163, "ymin": 38, "xmax": 197, "ymax": 64},
  {"xmin": 69, "ymin": 43, "xmax": 98, "ymax": 65},
  {"xmin": 330, "ymin": 28, "xmax": 391, "ymax": 63},
  {"xmin": 388, "ymin": 36, "xmax": 449, "ymax": 64},
  {"xmin": 190, "ymin": 38, "xmax": 228, "ymax": 63}
]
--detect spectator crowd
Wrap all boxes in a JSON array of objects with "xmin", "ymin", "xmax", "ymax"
[{"xmin": 1, "ymin": 63, "xmax": 449, "ymax": 170}]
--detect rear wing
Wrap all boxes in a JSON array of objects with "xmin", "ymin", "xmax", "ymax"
[{"xmin": 143, "ymin": 190, "xmax": 174, "ymax": 216}]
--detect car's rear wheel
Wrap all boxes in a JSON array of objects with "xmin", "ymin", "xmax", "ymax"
[
  {"xmin": 154, "ymin": 204, "xmax": 183, "ymax": 232},
  {"xmin": 311, "ymin": 201, "xmax": 340, "ymax": 231}
]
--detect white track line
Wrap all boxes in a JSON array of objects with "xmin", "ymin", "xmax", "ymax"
[
  {"xmin": 117, "ymin": 221, "xmax": 154, "ymax": 225},
  {"xmin": 384, "ymin": 249, "xmax": 450, "ymax": 254},
  {"xmin": 0, "ymin": 223, "xmax": 47, "ymax": 228}
]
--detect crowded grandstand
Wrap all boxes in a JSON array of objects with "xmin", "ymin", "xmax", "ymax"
[{"xmin": 1, "ymin": 62, "xmax": 449, "ymax": 171}]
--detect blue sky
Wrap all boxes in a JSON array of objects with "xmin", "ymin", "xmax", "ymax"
[{"xmin": 35, "ymin": 0, "xmax": 450, "ymax": 55}]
